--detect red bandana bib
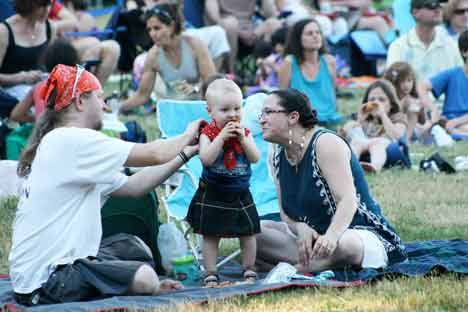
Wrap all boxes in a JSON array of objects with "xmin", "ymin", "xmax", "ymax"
[{"xmin": 201, "ymin": 121, "xmax": 250, "ymax": 170}]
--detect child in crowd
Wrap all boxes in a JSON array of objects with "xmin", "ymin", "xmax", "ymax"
[
  {"xmin": 10, "ymin": 39, "xmax": 80, "ymax": 123},
  {"xmin": 186, "ymin": 79, "xmax": 260, "ymax": 286},
  {"xmin": 249, "ymin": 27, "xmax": 288, "ymax": 95},
  {"xmin": 342, "ymin": 79, "xmax": 410, "ymax": 173},
  {"xmin": 384, "ymin": 62, "xmax": 432, "ymax": 143}
]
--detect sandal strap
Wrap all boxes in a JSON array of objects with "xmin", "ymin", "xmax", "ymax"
[
  {"xmin": 203, "ymin": 272, "xmax": 219, "ymax": 285},
  {"xmin": 243, "ymin": 269, "xmax": 257, "ymax": 279}
]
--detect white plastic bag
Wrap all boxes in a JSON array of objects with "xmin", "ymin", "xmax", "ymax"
[
  {"xmin": 0, "ymin": 160, "xmax": 22, "ymax": 198},
  {"xmin": 157, "ymin": 223, "xmax": 188, "ymax": 274}
]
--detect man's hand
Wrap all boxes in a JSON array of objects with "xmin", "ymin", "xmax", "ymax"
[
  {"xmin": 184, "ymin": 119, "xmax": 204, "ymax": 145},
  {"xmin": 296, "ymin": 222, "xmax": 318, "ymax": 269}
]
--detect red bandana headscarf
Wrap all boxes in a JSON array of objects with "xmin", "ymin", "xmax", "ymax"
[
  {"xmin": 201, "ymin": 120, "xmax": 250, "ymax": 170},
  {"xmin": 40, "ymin": 64, "xmax": 102, "ymax": 112}
]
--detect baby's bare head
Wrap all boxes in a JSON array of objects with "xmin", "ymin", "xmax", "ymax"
[{"xmin": 206, "ymin": 78, "xmax": 243, "ymax": 110}]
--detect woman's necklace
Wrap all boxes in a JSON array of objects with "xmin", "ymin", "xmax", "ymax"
[{"xmin": 286, "ymin": 131, "xmax": 308, "ymax": 174}]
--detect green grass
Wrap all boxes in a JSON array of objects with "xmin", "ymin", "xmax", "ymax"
[{"xmin": 1, "ymin": 89, "xmax": 468, "ymax": 311}]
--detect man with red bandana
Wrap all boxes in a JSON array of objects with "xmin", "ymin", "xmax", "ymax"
[{"xmin": 9, "ymin": 65, "xmax": 202, "ymax": 306}]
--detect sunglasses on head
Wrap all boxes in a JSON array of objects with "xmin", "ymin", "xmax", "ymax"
[
  {"xmin": 71, "ymin": 64, "xmax": 85, "ymax": 99},
  {"xmin": 149, "ymin": 7, "xmax": 173, "ymax": 24},
  {"xmin": 420, "ymin": 1, "xmax": 441, "ymax": 9}
]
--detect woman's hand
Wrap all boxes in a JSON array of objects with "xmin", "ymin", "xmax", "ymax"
[
  {"xmin": 311, "ymin": 231, "xmax": 339, "ymax": 259},
  {"xmin": 296, "ymin": 222, "xmax": 318, "ymax": 269},
  {"xmin": 17, "ymin": 70, "xmax": 43, "ymax": 84}
]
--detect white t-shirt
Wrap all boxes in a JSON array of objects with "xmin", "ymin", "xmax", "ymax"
[
  {"xmin": 387, "ymin": 27, "xmax": 463, "ymax": 81},
  {"xmin": 9, "ymin": 127, "xmax": 135, "ymax": 294}
]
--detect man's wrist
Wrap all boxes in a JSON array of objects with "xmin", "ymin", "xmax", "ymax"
[{"xmin": 178, "ymin": 150, "xmax": 190, "ymax": 163}]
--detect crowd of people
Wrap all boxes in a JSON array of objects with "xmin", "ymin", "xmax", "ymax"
[{"xmin": 2, "ymin": 0, "xmax": 468, "ymax": 307}]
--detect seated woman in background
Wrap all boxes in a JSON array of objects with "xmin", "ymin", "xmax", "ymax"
[
  {"xmin": 278, "ymin": 18, "xmax": 342, "ymax": 127},
  {"xmin": 10, "ymin": 39, "xmax": 80, "ymax": 123},
  {"xmin": 49, "ymin": 0, "xmax": 120, "ymax": 85},
  {"xmin": 121, "ymin": 3, "xmax": 215, "ymax": 112},
  {"xmin": 341, "ymin": 80, "xmax": 410, "ymax": 173},
  {"xmin": 256, "ymin": 89, "xmax": 407, "ymax": 273},
  {"xmin": 0, "ymin": 0, "xmax": 55, "ymax": 106}
]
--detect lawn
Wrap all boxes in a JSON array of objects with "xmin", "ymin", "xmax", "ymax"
[{"xmin": 1, "ymin": 89, "xmax": 468, "ymax": 311}]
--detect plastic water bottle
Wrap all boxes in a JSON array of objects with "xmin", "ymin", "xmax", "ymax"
[{"xmin": 431, "ymin": 125, "xmax": 454, "ymax": 147}]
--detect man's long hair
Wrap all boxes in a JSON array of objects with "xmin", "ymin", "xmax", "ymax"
[{"xmin": 17, "ymin": 90, "xmax": 68, "ymax": 177}]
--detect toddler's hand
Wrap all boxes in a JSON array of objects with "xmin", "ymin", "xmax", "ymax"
[{"xmin": 219, "ymin": 121, "xmax": 239, "ymax": 141}]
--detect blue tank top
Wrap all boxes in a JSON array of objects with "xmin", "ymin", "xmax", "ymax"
[
  {"xmin": 158, "ymin": 37, "xmax": 199, "ymax": 93},
  {"xmin": 202, "ymin": 150, "xmax": 251, "ymax": 192},
  {"xmin": 290, "ymin": 55, "xmax": 342, "ymax": 124},
  {"xmin": 273, "ymin": 129, "xmax": 407, "ymax": 264},
  {"xmin": 0, "ymin": 20, "xmax": 51, "ymax": 74}
]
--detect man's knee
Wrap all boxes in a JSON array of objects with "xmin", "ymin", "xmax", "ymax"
[{"xmin": 131, "ymin": 264, "xmax": 160, "ymax": 295}]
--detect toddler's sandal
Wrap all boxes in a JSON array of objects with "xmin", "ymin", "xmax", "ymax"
[
  {"xmin": 243, "ymin": 269, "xmax": 258, "ymax": 283},
  {"xmin": 203, "ymin": 272, "xmax": 219, "ymax": 287}
]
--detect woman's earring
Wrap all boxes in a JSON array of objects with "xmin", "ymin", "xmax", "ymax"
[{"xmin": 288, "ymin": 129, "xmax": 293, "ymax": 145}]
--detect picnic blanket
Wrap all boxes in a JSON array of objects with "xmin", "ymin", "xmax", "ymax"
[{"xmin": 1, "ymin": 240, "xmax": 467, "ymax": 311}]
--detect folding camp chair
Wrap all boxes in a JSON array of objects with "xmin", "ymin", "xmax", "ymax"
[
  {"xmin": 62, "ymin": 0, "xmax": 126, "ymax": 40},
  {"xmin": 101, "ymin": 189, "xmax": 164, "ymax": 274},
  {"xmin": 156, "ymin": 94, "xmax": 279, "ymax": 269},
  {"xmin": 393, "ymin": 0, "xmax": 415, "ymax": 36}
]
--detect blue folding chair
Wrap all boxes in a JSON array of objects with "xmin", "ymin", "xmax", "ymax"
[
  {"xmin": 349, "ymin": 30, "xmax": 388, "ymax": 60},
  {"xmin": 156, "ymin": 94, "xmax": 279, "ymax": 268},
  {"xmin": 393, "ymin": 0, "xmax": 415, "ymax": 36},
  {"xmin": 63, "ymin": 0, "xmax": 126, "ymax": 40},
  {"xmin": 0, "ymin": 0, "xmax": 15, "ymax": 21}
]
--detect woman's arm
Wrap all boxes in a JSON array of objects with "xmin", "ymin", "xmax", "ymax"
[
  {"xmin": 379, "ymin": 111, "xmax": 407, "ymax": 140},
  {"xmin": 120, "ymin": 47, "xmax": 158, "ymax": 112},
  {"xmin": 10, "ymin": 87, "xmax": 35, "ymax": 123},
  {"xmin": 313, "ymin": 133, "xmax": 357, "ymax": 258},
  {"xmin": 278, "ymin": 57, "xmax": 292, "ymax": 89},
  {"xmin": 323, "ymin": 54, "xmax": 337, "ymax": 83},
  {"xmin": 186, "ymin": 36, "xmax": 216, "ymax": 83}
]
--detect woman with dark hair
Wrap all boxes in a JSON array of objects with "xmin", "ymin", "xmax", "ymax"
[
  {"xmin": 342, "ymin": 80, "xmax": 410, "ymax": 172},
  {"xmin": 278, "ymin": 18, "xmax": 341, "ymax": 126},
  {"xmin": 256, "ymin": 88, "xmax": 406, "ymax": 273},
  {"xmin": 0, "ymin": 0, "xmax": 56, "ymax": 110},
  {"xmin": 121, "ymin": 3, "xmax": 215, "ymax": 110}
]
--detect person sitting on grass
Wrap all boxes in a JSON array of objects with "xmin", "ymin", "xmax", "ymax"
[
  {"xmin": 383, "ymin": 62, "xmax": 434, "ymax": 144},
  {"xmin": 341, "ymin": 80, "xmax": 410, "ymax": 173},
  {"xmin": 418, "ymin": 30, "xmax": 468, "ymax": 139},
  {"xmin": 255, "ymin": 89, "xmax": 407, "ymax": 273},
  {"xmin": 9, "ymin": 64, "xmax": 203, "ymax": 306},
  {"xmin": 186, "ymin": 79, "xmax": 261, "ymax": 287}
]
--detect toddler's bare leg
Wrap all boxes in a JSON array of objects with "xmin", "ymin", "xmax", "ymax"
[
  {"xmin": 203, "ymin": 236, "xmax": 220, "ymax": 273},
  {"xmin": 240, "ymin": 235, "xmax": 257, "ymax": 270}
]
